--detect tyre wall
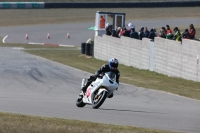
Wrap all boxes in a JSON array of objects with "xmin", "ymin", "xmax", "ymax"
[
  {"xmin": 0, "ymin": 2, "xmax": 44, "ymax": 9},
  {"xmin": 0, "ymin": 1, "xmax": 199, "ymax": 9},
  {"xmin": 94, "ymin": 35, "xmax": 200, "ymax": 82},
  {"xmin": 45, "ymin": 1, "xmax": 200, "ymax": 8}
]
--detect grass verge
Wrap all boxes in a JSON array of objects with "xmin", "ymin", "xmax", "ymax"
[
  {"xmin": 0, "ymin": 112, "xmax": 179, "ymax": 133},
  {"xmin": 1, "ymin": 42, "xmax": 200, "ymax": 100},
  {"xmin": 0, "ymin": 8, "xmax": 200, "ymax": 30}
]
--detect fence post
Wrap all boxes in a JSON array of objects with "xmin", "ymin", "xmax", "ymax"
[{"xmin": 149, "ymin": 40, "xmax": 155, "ymax": 71}]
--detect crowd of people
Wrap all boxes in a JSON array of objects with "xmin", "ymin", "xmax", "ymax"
[{"xmin": 105, "ymin": 22, "xmax": 196, "ymax": 42}]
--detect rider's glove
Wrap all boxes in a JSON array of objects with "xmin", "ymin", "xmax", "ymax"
[{"xmin": 90, "ymin": 75, "xmax": 97, "ymax": 81}]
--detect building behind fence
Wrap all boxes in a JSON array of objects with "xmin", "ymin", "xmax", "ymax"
[{"xmin": 94, "ymin": 35, "xmax": 200, "ymax": 82}]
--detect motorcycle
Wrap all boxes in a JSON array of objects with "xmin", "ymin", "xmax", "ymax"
[{"xmin": 76, "ymin": 72, "xmax": 118, "ymax": 109}]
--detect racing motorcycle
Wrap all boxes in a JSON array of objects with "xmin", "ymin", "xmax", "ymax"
[{"xmin": 76, "ymin": 72, "xmax": 118, "ymax": 109}]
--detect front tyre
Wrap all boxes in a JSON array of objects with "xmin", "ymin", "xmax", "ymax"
[
  {"xmin": 92, "ymin": 90, "xmax": 108, "ymax": 109},
  {"xmin": 76, "ymin": 95, "xmax": 86, "ymax": 107}
]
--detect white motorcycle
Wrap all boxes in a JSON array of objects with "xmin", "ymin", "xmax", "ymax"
[{"xmin": 76, "ymin": 72, "xmax": 119, "ymax": 109}]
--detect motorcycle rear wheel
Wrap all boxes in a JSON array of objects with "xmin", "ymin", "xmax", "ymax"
[
  {"xmin": 76, "ymin": 95, "xmax": 86, "ymax": 107},
  {"xmin": 92, "ymin": 90, "xmax": 108, "ymax": 109}
]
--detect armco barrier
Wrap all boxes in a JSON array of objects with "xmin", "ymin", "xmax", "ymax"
[
  {"xmin": 45, "ymin": 1, "xmax": 200, "ymax": 8},
  {"xmin": 0, "ymin": 2, "xmax": 44, "ymax": 9}
]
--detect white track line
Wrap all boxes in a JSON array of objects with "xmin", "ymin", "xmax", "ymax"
[{"xmin": 2, "ymin": 35, "xmax": 8, "ymax": 43}]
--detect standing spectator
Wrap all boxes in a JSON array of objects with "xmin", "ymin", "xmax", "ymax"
[
  {"xmin": 100, "ymin": 16, "xmax": 105, "ymax": 28},
  {"xmin": 148, "ymin": 28, "xmax": 156, "ymax": 40},
  {"xmin": 121, "ymin": 27, "xmax": 130, "ymax": 37},
  {"xmin": 105, "ymin": 23, "xmax": 112, "ymax": 36},
  {"xmin": 173, "ymin": 27, "xmax": 181, "ymax": 42},
  {"xmin": 166, "ymin": 25, "xmax": 172, "ymax": 34},
  {"xmin": 130, "ymin": 28, "xmax": 138, "ymax": 39},
  {"xmin": 128, "ymin": 23, "xmax": 134, "ymax": 30},
  {"xmin": 118, "ymin": 28, "xmax": 123, "ymax": 37},
  {"xmin": 143, "ymin": 27, "xmax": 149, "ymax": 38},
  {"xmin": 166, "ymin": 25, "xmax": 172, "ymax": 39},
  {"xmin": 127, "ymin": 23, "xmax": 134, "ymax": 32},
  {"xmin": 138, "ymin": 27, "xmax": 144, "ymax": 40},
  {"xmin": 189, "ymin": 24, "xmax": 196, "ymax": 39},
  {"xmin": 182, "ymin": 29, "xmax": 192, "ymax": 39},
  {"xmin": 116, "ymin": 27, "xmax": 121, "ymax": 38},
  {"xmin": 153, "ymin": 28, "xmax": 157, "ymax": 37},
  {"xmin": 159, "ymin": 27, "xmax": 167, "ymax": 38}
]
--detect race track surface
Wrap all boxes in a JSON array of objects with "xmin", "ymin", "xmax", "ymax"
[
  {"xmin": 0, "ymin": 48, "xmax": 200, "ymax": 133},
  {"xmin": 0, "ymin": 18, "xmax": 200, "ymax": 133}
]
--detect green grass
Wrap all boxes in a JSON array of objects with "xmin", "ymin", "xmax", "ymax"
[
  {"xmin": 0, "ymin": 8, "xmax": 200, "ymax": 30},
  {"xmin": 0, "ymin": 112, "xmax": 179, "ymax": 133}
]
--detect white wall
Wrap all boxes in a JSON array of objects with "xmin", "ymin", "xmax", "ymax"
[{"xmin": 94, "ymin": 35, "xmax": 200, "ymax": 82}]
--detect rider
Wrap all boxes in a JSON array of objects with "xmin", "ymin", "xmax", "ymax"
[{"xmin": 80, "ymin": 58, "xmax": 120, "ymax": 98}]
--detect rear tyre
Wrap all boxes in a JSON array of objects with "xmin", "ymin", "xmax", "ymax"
[
  {"xmin": 76, "ymin": 95, "xmax": 86, "ymax": 107},
  {"xmin": 92, "ymin": 90, "xmax": 108, "ymax": 109}
]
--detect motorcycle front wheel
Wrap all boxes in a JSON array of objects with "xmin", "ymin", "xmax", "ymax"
[
  {"xmin": 92, "ymin": 90, "xmax": 108, "ymax": 109},
  {"xmin": 76, "ymin": 95, "xmax": 86, "ymax": 107}
]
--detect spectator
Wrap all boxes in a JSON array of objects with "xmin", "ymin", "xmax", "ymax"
[
  {"xmin": 105, "ymin": 23, "xmax": 112, "ymax": 36},
  {"xmin": 100, "ymin": 16, "xmax": 105, "ymax": 28},
  {"xmin": 148, "ymin": 28, "xmax": 156, "ymax": 40},
  {"xmin": 173, "ymin": 27, "xmax": 181, "ymax": 42},
  {"xmin": 121, "ymin": 27, "xmax": 130, "ymax": 37},
  {"xmin": 130, "ymin": 28, "xmax": 138, "ymax": 39},
  {"xmin": 144, "ymin": 27, "xmax": 150, "ymax": 38},
  {"xmin": 159, "ymin": 27, "xmax": 167, "ymax": 38},
  {"xmin": 138, "ymin": 27, "xmax": 144, "ymax": 40},
  {"xmin": 153, "ymin": 28, "xmax": 157, "ymax": 37},
  {"xmin": 118, "ymin": 28, "xmax": 123, "ymax": 37},
  {"xmin": 111, "ymin": 27, "xmax": 119, "ymax": 38},
  {"xmin": 128, "ymin": 23, "xmax": 135, "ymax": 32},
  {"xmin": 189, "ymin": 24, "xmax": 196, "ymax": 39},
  {"xmin": 166, "ymin": 25, "xmax": 172, "ymax": 34},
  {"xmin": 182, "ymin": 29, "xmax": 192, "ymax": 39},
  {"xmin": 166, "ymin": 25, "xmax": 173, "ymax": 39},
  {"xmin": 116, "ymin": 27, "xmax": 121, "ymax": 38},
  {"xmin": 111, "ymin": 30, "xmax": 117, "ymax": 37}
]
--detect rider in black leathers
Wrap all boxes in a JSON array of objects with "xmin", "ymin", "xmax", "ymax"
[{"xmin": 81, "ymin": 58, "xmax": 120, "ymax": 98}]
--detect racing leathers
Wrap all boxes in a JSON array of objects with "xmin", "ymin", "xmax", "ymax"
[{"xmin": 81, "ymin": 64, "xmax": 120, "ymax": 98}]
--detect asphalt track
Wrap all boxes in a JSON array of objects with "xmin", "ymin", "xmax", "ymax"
[{"xmin": 0, "ymin": 18, "xmax": 200, "ymax": 133}]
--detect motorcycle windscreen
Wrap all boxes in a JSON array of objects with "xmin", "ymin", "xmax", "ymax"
[{"xmin": 107, "ymin": 72, "xmax": 116, "ymax": 81}]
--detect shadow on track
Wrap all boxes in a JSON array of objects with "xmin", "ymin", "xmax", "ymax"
[{"xmin": 98, "ymin": 108, "xmax": 167, "ymax": 114}]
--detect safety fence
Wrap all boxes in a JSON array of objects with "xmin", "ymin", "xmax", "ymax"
[
  {"xmin": 0, "ymin": 2, "xmax": 44, "ymax": 9},
  {"xmin": 0, "ymin": 1, "xmax": 200, "ymax": 9}
]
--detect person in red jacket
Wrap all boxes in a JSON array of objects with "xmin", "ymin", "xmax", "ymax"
[
  {"xmin": 189, "ymin": 24, "xmax": 196, "ymax": 39},
  {"xmin": 100, "ymin": 16, "xmax": 105, "ymax": 29},
  {"xmin": 166, "ymin": 25, "xmax": 172, "ymax": 39},
  {"xmin": 166, "ymin": 25, "xmax": 172, "ymax": 34}
]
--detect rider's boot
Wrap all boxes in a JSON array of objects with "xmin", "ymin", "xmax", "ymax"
[
  {"xmin": 108, "ymin": 93, "xmax": 114, "ymax": 98},
  {"xmin": 80, "ymin": 81, "xmax": 91, "ymax": 95}
]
